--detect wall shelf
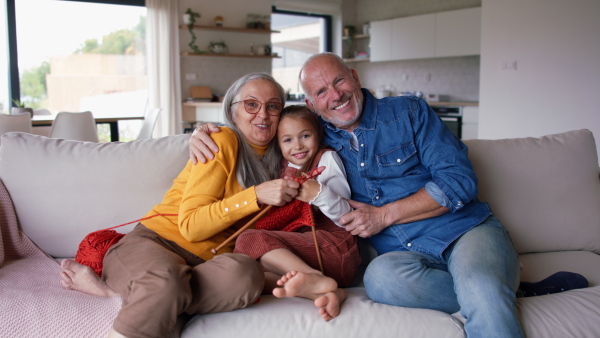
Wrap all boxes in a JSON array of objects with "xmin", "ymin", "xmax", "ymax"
[
  {"xmin": 343, "ymin": 33, "xmax": 370, "ymax": 41},
  {"xmin": 343, "ymin": 33, "xmax": 370, "ymax": 62},
  {"xmin": 179, "ymin": 25, "xmax": 279, "ymax": 34}
]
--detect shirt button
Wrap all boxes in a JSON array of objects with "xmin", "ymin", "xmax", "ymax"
[
  {"xmin": 235, "ymin": 204, "xmax": 239, "ymax": 208},
  {"xmin": 397, "ymin": 159, "xmax": 401, "ymax": 163},
  {"xmin": 244, "ymin": 201, "xmax": 248, "ymax": 205},
  {"xmin": 224, "ymin": 208, "xmax": 229, "ymax": 212},
  {"xmin": 457, "ymin": 201, "xmax": 463, "ymax": 206},
  {"xmin": 375, "ymin": 196, "xmax": 380, "ymax": 200},
  {"xmin": 407, "ymin": 243, "xmax": 412, "ymax": 247},
  {"xmin": 360, "ymin": 144, "xmax": 364, "ymax": 147},
  {"xmin": 361, "ymin": 163, "xmax": 365, "ymax": 167}
]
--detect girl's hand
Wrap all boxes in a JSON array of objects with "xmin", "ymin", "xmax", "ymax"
[
  {"xmin": 255, "ymin": 179, "xmax": 300, "ymax": 206},
  {"xmin": 295, "ymin": 179, "xmax": 321, "ymax": 203}
]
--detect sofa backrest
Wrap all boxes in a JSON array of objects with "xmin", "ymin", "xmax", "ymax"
[
  {"xmin": 0, "ymin": 132, "xmax": 191, "ymax": 258},
  {"xmin": 463, "ymin": 129, "xmax": 600, "ymax": 255},
  {"xmin": 2, "ymin": 130, "xmax": 598, "ymax": 259}
]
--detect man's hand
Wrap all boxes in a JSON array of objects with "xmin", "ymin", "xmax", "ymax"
[
  {"xmin": 339, "ymin": 200, "xmax": 390, "ymax": 238},
  {"xmin": 189, "ymin": 123, "xmax": 222, "ymax": 164},
  {"xmin": 255, "ymin": 179, "xmax": 300, "ymax": 206}
]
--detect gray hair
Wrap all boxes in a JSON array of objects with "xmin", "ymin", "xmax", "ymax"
[
  {"xmin": 299, "ymin": 52, "xmax": 351, "ymax": 99},
  {"xmin": 222, "ymin": 72, "xmax": 286, "ymax": 188}
]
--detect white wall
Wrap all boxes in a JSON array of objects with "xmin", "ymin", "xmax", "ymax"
[{"xmin": 479, "ymin": 0, "xmax": 600, "ymax": 162}]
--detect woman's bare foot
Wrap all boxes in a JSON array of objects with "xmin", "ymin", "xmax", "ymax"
[
  {"xmin": 60, "ymin": 259, "xmax": 118, "ymax": 297},
  {"xmin": 272, "ymin": 270, "xmax": 337, "ymax": 300},
  {"xmin": 315, "ymin": 288, "xmax": 347, "ymax": 321}
]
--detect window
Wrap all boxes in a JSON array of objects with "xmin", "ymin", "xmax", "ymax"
[
  {"xmin": 271, "ymin": 8, "xmax": 331, "ymax": 100},
  {"xmin": 7, "ymin": 0, "xmax": 146, "ymax": 141}
]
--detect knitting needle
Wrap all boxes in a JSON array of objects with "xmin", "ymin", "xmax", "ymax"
[
  {"xmin": 311, "ymin": 225, "xmax": 324, "ymax": 274},
  {"xmin": 211, "ymin": 205, "xmax": 272, "ymax": 255}
]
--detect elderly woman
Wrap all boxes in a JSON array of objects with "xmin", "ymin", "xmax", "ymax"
[{"xmin": 60, "ymin": 73, "xmax": 299, "ymax": 338}]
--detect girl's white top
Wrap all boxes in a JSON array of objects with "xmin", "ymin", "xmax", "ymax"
[{"xmin": 287, "ymin": 151, "xmax": 352, "ymax": 227}]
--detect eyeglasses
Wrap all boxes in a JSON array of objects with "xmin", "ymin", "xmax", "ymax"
[{"xmin": 231, "ymin": 99, "xmax": 283, "ymax": 116}]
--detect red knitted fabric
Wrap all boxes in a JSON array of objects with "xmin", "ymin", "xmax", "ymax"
[
  {"xmin": 255, "ymin": 199, "xmax": 315, "ymax": 232},
  {"xmin": 255, "ymin": 150, "xmax": 329, "ymax": 232}
]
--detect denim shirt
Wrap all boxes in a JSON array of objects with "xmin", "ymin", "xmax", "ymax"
[{"xmin": 322, "ymin": 89, "xmax": 492, "ymax": 259}]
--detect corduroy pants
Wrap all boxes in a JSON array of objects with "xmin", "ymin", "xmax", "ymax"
[{"xmin": 102, "ymin": 224, "xmax": 264, "ymax": 338}]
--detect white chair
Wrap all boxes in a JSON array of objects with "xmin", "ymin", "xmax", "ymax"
[
  {"xmin": 0, "ymin": 113, "xmax": 32, "ymax": 139},
  {"xmin": 49, "ymin": 111, "xmax": 99, "ymax": 142},
  {"xmin": 137, "ymin": 107, "xmax": 162, "ymax": 140}
]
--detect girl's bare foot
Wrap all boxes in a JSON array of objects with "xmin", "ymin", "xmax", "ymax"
[
  {"xmin": 60, "ymin": 259, "xmax": 118, "ymax": 297},
  {"xmin": 315, "ymin": 288, "xmax": 347, "ymax": 321},
  {"xmin": 272, "ymin": 270, "xmax": 337, "ymax": 300}
]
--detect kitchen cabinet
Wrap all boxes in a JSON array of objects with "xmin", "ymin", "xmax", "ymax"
[
  {"xmin": 370, "ymin": 7, "xmax": 481, "ymax": 62},
  {"xmin": 391, "ymin": 13, "xmax": 436, "ymax": 60},
  {"xmin": 369, "ymin": 19, "xmax": 392, "ymax": 62},
  {"xmin": 461, "ymin": 106, "xmax": 479, "ymax": 140},
  {"xmin": 435, "ymin": 7, "xmax": 481, "ymax": 57}
]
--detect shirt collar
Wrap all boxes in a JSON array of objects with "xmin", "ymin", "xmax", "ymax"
[{"xmin": 287, "ymin": 161, "xmax": 301, "ymax": 169}]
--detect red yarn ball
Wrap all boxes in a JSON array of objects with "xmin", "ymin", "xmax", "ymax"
[{"xmin": 75, "ymin": 229, "xmax": 125, "ymax": 277}]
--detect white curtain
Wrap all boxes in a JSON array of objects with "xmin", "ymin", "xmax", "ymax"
[{"xmin": 146, "ymin": 0, "xmax": 181, "ymax": 136}]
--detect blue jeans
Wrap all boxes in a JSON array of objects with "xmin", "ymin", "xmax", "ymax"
[{"xmin": 363, "ymin": 216, "xmax": 524, "ymax": 338}]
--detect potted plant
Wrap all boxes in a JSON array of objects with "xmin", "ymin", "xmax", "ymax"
[
  {"xmin": 11, "ymin": 99, "xmax": 34, "ymax": 117},
  {"xmin": 213, "ymin": 15, "xmax": 224, "ymax": 27},
  {"xmin": 209, "ymin": 40, "xmax": 228, "ymax": 54},
  {"xmin": 184, "ymin": 8, "xmax": 203, "ymax": 54}
]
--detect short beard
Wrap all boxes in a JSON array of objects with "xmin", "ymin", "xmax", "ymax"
[
  {"xmin": 321, "ymin": 111, "xmax": 361, "ymax": 130},
  {"xmin": 316, "ymin": 95, "xmax": 363, "ymax": 130}
]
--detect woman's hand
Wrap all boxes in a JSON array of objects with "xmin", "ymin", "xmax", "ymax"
[
  {"xmin": 295, "ymin": 179, "xmax": 321, "ymax": 203},
  {"xmin": 189, "ymin": 123, "xmax": 222, "ymax": 164},
  {"xmin": 255, "ymin": 179, "xmax": 300, "ymax": 206}
]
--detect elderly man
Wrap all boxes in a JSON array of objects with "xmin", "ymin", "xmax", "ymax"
[{"xmin": 190, "ymin": 53, "xmax": 524, "ymax": 338}]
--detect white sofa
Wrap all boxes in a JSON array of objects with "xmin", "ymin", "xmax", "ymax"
[{"xmin": 1, "ymin": 129, "xmax": 599, "ymax": 338}]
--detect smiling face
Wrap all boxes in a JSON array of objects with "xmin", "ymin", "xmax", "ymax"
[
  {"xmin": 277, "ymin": 116, "xmax": 320, "ymax": 167},
  {"xmin": 301, "ymin": 54, "xmax": 364, "ymax": 131},
  {"xmin": 232, "ymin": 78, "xmax": 282, "ymax": 147}
]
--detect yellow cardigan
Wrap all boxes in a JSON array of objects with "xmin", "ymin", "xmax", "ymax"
[{"xmin": 142, "ymin": 127, "xmax": 267, "ymax": 260}]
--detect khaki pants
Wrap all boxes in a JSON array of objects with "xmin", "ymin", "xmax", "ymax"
[{"xmin": 103, "ymin": 224, "xmax": 264, "ymax": 338}]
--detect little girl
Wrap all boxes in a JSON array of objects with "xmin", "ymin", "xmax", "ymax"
[{"xmin": 233, "ymin": 105, "xmax": 361, "ymax": 321}]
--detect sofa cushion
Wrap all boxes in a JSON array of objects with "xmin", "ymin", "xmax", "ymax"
[
  {"xmin": 0, "ymin": 132, "xmax": 191, "ymax": 258},
  {"xmin": 183, "ymin": 287, "xmax": 466, "ymax": 338},
  {"xmin": 517, "ymin": 286, "xmax": 600, "ymax": 338},
  {"xmin": 463, "ymin": 129, "xmax": 600, "ymax": 255}
]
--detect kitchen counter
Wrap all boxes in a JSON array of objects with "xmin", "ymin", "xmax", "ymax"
[{"xmin": 427, "ymin": 101, "xmax": 479, "ymax": 107}]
